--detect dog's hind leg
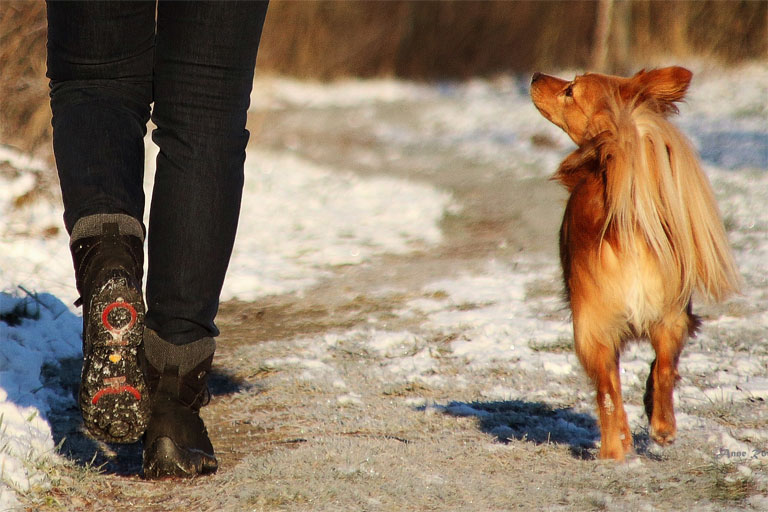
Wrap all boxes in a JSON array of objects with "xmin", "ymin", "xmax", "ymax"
[
  {"xmin": 574, "ymin": 323, "xmax": 632, "ymax": 461},
  {"xmin": 644, "ymin": 309, "xmax": 692, "ymax": 446}
]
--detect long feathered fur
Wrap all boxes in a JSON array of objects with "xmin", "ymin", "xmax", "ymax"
[{"xmin": 595, "ymin": 95, "xmax": 741, "ymax": 304}]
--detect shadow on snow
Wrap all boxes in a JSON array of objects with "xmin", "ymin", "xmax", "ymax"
[{"xmin": 438, "ymin": 400, "xmax": 599, "ymax": 459}]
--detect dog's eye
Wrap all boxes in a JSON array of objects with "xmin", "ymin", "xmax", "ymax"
[{"xmin": 564, "ymin": 84, "xmax": 574, "ymax": 98}]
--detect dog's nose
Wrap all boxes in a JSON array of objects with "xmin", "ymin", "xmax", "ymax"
[{"xmin": 531, "ymin": 72, "xmax": 542, "ymax": 84}]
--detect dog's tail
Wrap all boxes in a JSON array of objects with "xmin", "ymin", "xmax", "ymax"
[{"xmin": 598, "ymin": 102, "xmax": 741, "ymax": 303}]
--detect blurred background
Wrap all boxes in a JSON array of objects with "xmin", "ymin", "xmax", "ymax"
[{"xmin": 1, "ymin": 0, "xmax": 766, "ymax": 158}]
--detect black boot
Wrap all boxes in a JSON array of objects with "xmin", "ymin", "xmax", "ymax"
[
  {"xmin": 71, "ymin": 214, "xmax": 150, "ymax": 444},
  {"xmin": 140, "ymin": 328, "xmax": 218, "ymax": 479}
]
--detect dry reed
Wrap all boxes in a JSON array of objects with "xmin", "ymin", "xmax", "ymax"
[{"xmin": 1, "ymin": 0, "xmax": 765, "ymax": 154}]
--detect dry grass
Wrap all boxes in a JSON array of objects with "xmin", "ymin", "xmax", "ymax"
[
  {"xmin": 0, "ymin": 1, "xmax": 50, "ymax": 155},
  {"xmin": 256, "ymin": 1, "xmax": 767, "ymax": 79},
  {"xmin": 256, "ymin": 0, "xmax": 597, "ymax": 80},
  {"xmin": 1, "ymin": 0, "xmax": 765, "ymax": 155},
  {"xmin": 631, "ymin": 0, "xmax": 768, "ymax": 65}
]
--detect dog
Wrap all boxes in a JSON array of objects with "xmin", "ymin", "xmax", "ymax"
[{"xmin": 530, "ymin": 67, "xmax": 741, "ymax": 461}]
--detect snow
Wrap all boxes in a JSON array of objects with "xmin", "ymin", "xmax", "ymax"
[
  {"xmin": 2, "ymin": 62, "xmax": 768, "ymax": 505},
  {"xmin": 250, "ymin": 76, "xmax": 437, "ymax": 110},
  {"xmin": 225, "ymin": 150, "xmax": 453, "ymax": 299},
  {"xmin": 0, "ymin": 293, "xmax": 81, "ymax": 509}
]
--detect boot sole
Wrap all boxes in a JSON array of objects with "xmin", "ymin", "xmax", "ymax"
[
  {"xmin": 79, "ymin": 274, "xmax": 150, "ymax": 444},
  {"xmin": 143, "ymin": 436, "xmax": 218, "ymax": 479}
]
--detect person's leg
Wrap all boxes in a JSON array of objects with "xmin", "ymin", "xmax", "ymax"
[
  {"xmin": 141, "ymin": 0, "xmax": 268, "ymax": 478},
  {"xmin": 146, "ymin": 0, "xmax": 269, "ymax": 345},
  {"xmin": 47, "ymin": 0, "xmax": 154, "ymax": 232},
  {"xmin": 46, "ymin": 1, "xmax": 156, "ymax": 444}
]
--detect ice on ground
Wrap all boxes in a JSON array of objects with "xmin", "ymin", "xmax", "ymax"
[
  {"xmin": 0, "ymin": 63, "xmax": 767, "ymax": 505},
  {"xmin": 355, "ymin": 330, "xmax": 421, "ymax": 359},
  {"xmin": 261, "ymin": 356, "xmax": 332, "ymax": 373}
]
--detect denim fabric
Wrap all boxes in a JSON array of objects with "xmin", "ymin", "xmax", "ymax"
[{"xmin": 47, "ymin": 1, "xmax": 269, "ymax": 345}]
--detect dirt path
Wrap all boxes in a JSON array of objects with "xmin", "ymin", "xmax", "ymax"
[{"xmin": 29, "ymin": 98, "xmax": 765, "ymax": 511}]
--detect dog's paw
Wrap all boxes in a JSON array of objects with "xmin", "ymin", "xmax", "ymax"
[{"xmin": 650, "ymin": 425, "xmax": 677, "ymax": 446}]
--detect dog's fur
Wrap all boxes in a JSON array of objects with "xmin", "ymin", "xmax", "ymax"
[{"xmin": 530, "ymin": 67, "xmax": 740, "ymax": 461}]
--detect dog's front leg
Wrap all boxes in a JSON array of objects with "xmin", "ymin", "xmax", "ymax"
[{"xmin": 574, "ymin": 323, "xmax": 633, "ymax": 461}]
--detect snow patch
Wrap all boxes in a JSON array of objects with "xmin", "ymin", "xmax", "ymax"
[{"xmin": 0, "ymin": 292, "xmax": 81, "ymax": 507}]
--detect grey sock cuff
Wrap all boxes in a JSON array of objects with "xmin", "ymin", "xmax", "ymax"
[
  {"xmin": 143, "ymin": 328, "xmax": 216, "ymax": 376},
  {"xmin": 70, "ymin": 214, "xmax": 144, "ymax": 244}
]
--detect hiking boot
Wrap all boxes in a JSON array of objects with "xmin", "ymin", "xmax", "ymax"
[
  {"xmin": 140, "ymin": 329, "xmax": 218, "ymax": 479},
  {"xmin": 71, "ymin": 214, "xmax": 150, "ymax": 444}
]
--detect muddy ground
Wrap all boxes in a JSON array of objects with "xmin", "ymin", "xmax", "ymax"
[{"xmin": 24, "ymin": 94, "xmax": 767, "ymax": 511}]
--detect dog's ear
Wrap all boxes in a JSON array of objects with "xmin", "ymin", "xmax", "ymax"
[{"xmin": 629, "ymin": 67, "xmax": 693, "ymax": 111}]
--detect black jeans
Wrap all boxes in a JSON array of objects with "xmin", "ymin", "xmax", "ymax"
[{"xmin": 47, "ymin": 1, "xmax": 269, "ymax": 345}]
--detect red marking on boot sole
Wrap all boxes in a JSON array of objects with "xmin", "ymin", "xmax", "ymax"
[
  {"xmin": 91, "ymin": 385, "xmax": 142, "ymax": 405},
  {"xmin": 102, "ymin": 300, "xmax": 137, "ymax": 334}
]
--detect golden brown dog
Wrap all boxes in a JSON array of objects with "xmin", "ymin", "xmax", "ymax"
[{"xmin": 530, "ymin": 67, "xmax": 740, "ymax": 461}]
